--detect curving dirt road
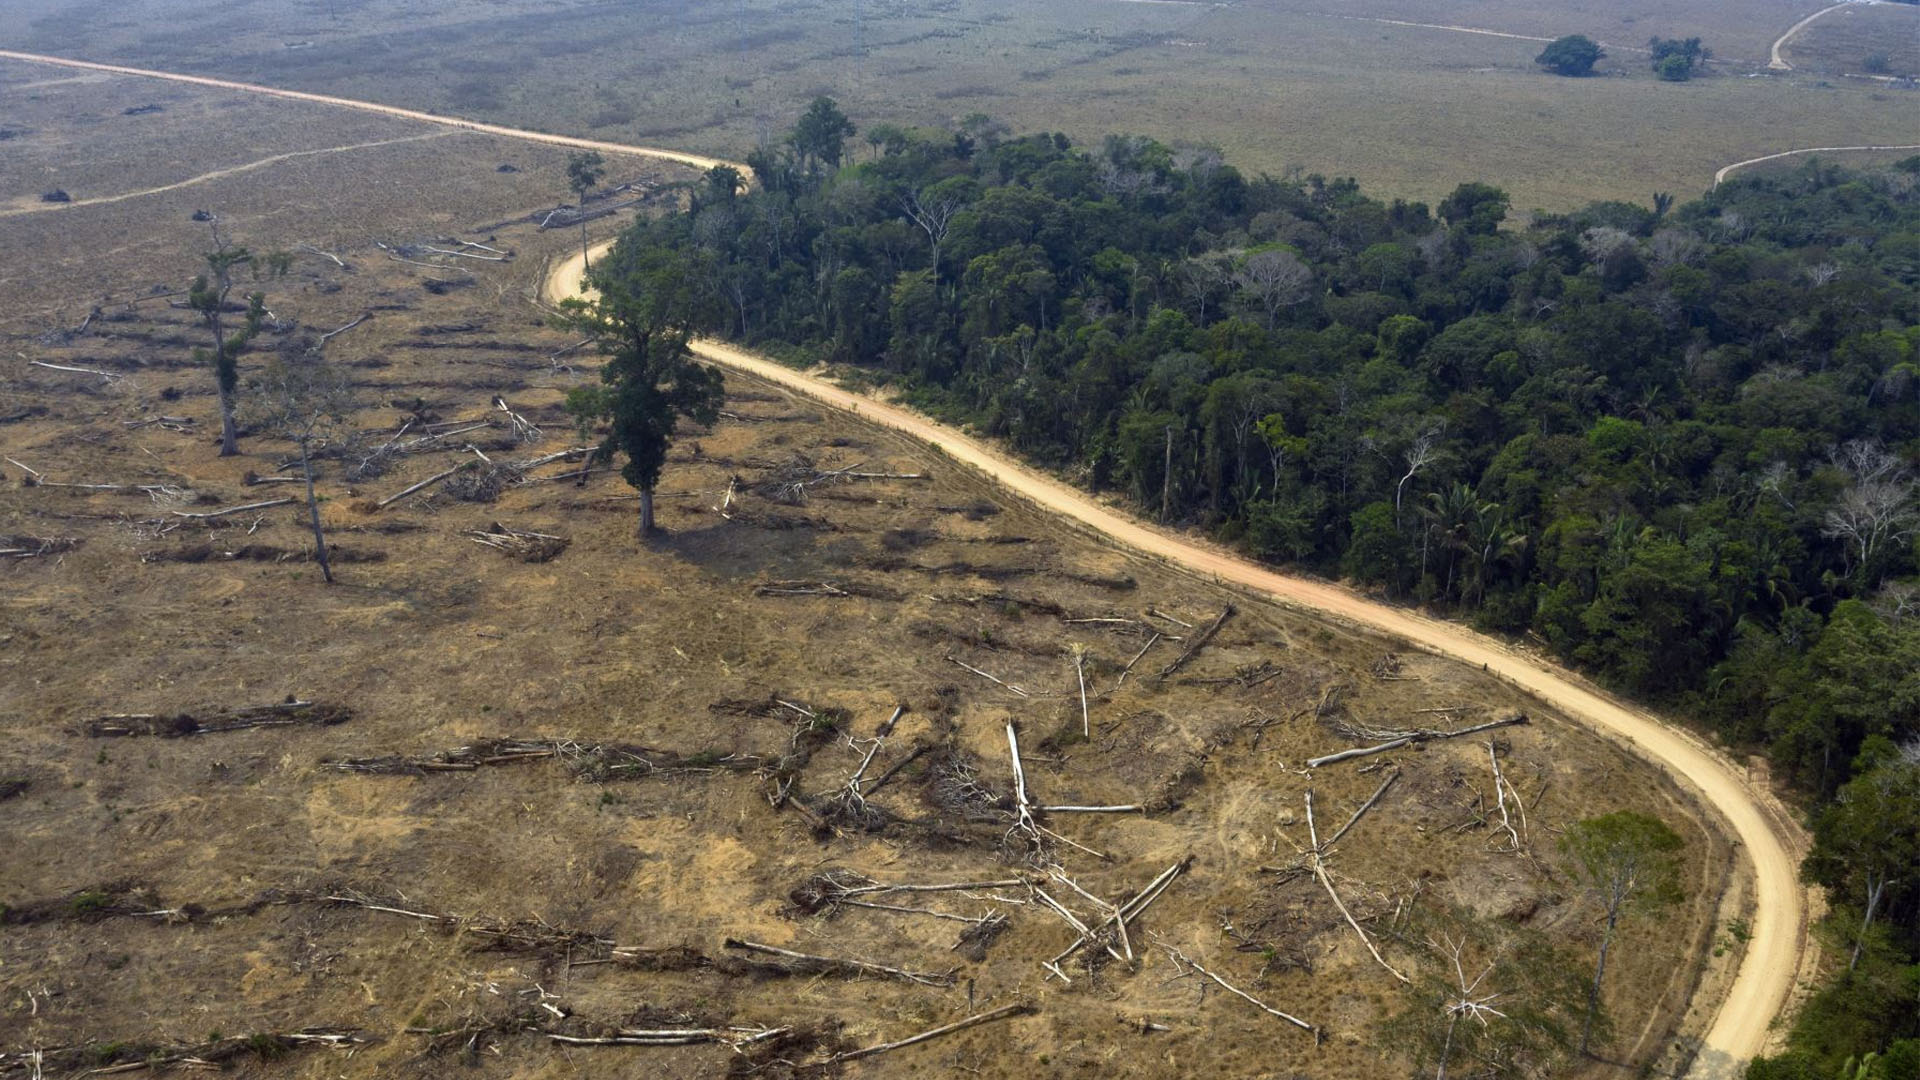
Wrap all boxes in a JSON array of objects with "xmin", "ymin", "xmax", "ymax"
[
  {"xmin": 0, "ymin": 45, "xmax": 1806, "ymax": 1080},
  {"xmin": 548, "ymin": 244, "xmax": 1805, "ymax": 1079}
]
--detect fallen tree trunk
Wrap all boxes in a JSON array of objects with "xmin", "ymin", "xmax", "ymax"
[
  {"xmin": 85, "ymin": 700, "xmax": 350, "ymax": 738},
  {"xmin": 722, "ymin": 938, "xmax": 955, "ymax": 986},
  {"xmin": 830, "ymin": 1003, "xmax": 1034, "ymax": 1063},
  {"xmin": 1307, "ymin": 713, "xmax": 1527, "ymax": 769},
  {"xmin": 1155, "ymin": 603, "xmax": 1234, "ymax": 679}
]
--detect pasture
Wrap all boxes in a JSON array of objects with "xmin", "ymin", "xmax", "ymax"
[{"xmin": 1, "ymin": 0, "xmax": 1914, "ymax": 212}]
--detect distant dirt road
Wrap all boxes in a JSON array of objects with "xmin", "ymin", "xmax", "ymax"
[
  {"xmin": 0, "ymin": 130, "xmax": 457, "ymax": 217},
  {"xmin": 548, "ymin": 243, "xmax": 1805, "ymax": 1080},
  {"xmin": 0, "ymin": 45, "xmax": 1807, "ymax": 1080},
  {"xmin": 1715, "ymin": 143, "xmax": 1920, "ymax": 184},
  {"xmin": 0, "ymin": 49, "xmax": 737, "ymax": 174}
]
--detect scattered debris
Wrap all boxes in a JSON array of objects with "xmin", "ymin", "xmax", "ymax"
[{"xmin": 84, "ymin": 700, "xmax": 351, "ymax": 738}]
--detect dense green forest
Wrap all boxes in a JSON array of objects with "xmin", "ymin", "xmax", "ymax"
[{"xmin": 590, "ymin": 100, "xmax": 1920, "ymax": 1075}]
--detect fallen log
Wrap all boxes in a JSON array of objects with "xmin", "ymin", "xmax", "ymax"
[
  {"xmin": 28, "ymin": 359, "xmax": 121, "ymax": 381},
  {"xmin": 170, "ymin": 497, "xmax": 294, "ymax": 520},
  {"xmin": 85, "ymin": 700, "xmax": 350, "ymax": 738},
  {"xmin": 830, "ymin": 1003, "xmax": 1034, "ymax": 1063},
  {"xmin": 1306, "ymin": 713, "xmax": 1527, "ymax": 768},
  {"xmin": 1155, "ymin": 603, "xmax": 1234, "ymax": 679},
  {"xmin": 375, "ymin": 465, "xmax": 461, "ymax": 508},
  {"xmin": 318, "ymin": 312, "xmax": 370, "ymax": 344},
  {"xmin": 1306, "ymin": 789, "xmax": 1409, "ymax": 983},
  {"xmin": 1324, "ymin": 769, "xmax": 1399, "ymax": 850},
  {"xmin": 722, "ymin": 938, "xmax": 955, "ymax": 987}
]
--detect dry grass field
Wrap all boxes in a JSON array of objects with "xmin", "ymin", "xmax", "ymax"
[
  {"xmin": 2, "ymin": 0, "xmax": 1915, "ymax": 213},
  {"xmin": 0, "ymin": 65, "xmax": 1750, "ymax": 1080}
]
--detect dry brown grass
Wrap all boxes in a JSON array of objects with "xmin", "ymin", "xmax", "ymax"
[{"xmin": 0, "ymin": 69, "xmax": 1743, "ymax": 1080}]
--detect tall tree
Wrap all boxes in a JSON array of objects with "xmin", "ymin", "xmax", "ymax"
[
  {"xmin": 561, "ymin": 233, "xmax": 724, "ymax": 535},
  {"xmin": 791, "ymin": 95, "xmax": 855, "ymax": 175},
  {"xmin": 1804, "ymin": 741, "xmax": 1920, "ymax": 971},
  {"xmin": 188, "ymin": 224, "xmax": 270, "ymax": 457},
  {"xmin": 1558, "ymin": 811, "xmax": 1684, "ymax": 1055},
  {"xmin": 566, "ymin": 150, "xmax": 606, "ymax": 268}
]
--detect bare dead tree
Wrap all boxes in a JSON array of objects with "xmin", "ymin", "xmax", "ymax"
[
  {"xmin": 1233, "ymin": 248, "xmax": 1312, "ymax": 330},
  {"xmin": 1821, "ymin": 439, "xmax": 1918, "ymax": 581},
  {"xmin": 1428, "ymin": 933, "xmax": 1508, "ymax": 1080},
  {"xmin": 901, "ymin": 186, "xmax": 964, "ymax": 280},
  {"xmin": 247, "ymin": 339, "xmax": 355, "ymax": 583},
  {"xmin": 1394, "ymin": 420, "xmax": 1447, "ymax": 525}
]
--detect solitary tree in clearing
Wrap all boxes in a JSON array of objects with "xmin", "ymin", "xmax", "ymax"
[
  {"xmin": 566, "ymin": 150, "xmax": 606, "ymax": 268},
  {"xmin": 188, "ymin": 223, "xmax": 272, "ymax": 456},
  {"xmin": 1558, "ymin": 811, "xmax": 1684, "ymax": 1055},
  {"xmin": 560, "ymin": 228, "xmax": 724, "ymax": 535},
  {"xmin": 1536, "ymin": 35, "xmax": 1605, "ymax": 76},
  {"xmin": 248, "ymin": 338, "xmax": 355, "ymax": 583}
]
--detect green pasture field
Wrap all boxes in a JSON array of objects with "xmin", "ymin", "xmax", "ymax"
[{"xmin": 2, "ymin": 0, "xmax": 1915, "ymax": 212}]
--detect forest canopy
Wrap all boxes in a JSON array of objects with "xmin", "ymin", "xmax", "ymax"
[
  {"xmin": 615, "ymin": 105, "xmax": 1920, "ymax": 801},
  {"xmin": 597, "ymin": 98, "xmax": 1920, "ymax": 1080}
]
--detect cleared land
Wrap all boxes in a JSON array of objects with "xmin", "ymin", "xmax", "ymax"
[
  {"xmin": 0, "ymin": 68, "xmax": 1752, "ymax": 1080},
  {"xmin": 2, "ymin": 0, "xmax": 1914, "ymax": 211}
]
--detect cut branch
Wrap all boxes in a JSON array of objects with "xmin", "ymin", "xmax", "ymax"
[
  {"xmin": 318, "ymin": 313, "xmax": 369, "ymax": 343},
  {"xmin": 830, "ymin": 1003, "xmax": 1034, "ymax": 1063},
  {"xmin": 1155, "ymin": 938, "xmax": 1316, "ymax": 1035},
  {"xmin": 1306, "ymin": 789, "xmax": 1409, "ymax": 983},
  {"xmin": 170, "ymin": 497, "xmax": 294, "ymax": 520},
  {"xmin": 375, "ymin": 466, "xmax": 461, "ymax": 508},
  {"xmin": 949, "ymin": 655, "xmax": 1030, "ymax": 697}
]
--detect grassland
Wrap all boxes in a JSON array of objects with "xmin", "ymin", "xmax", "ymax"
[
  {"xmin": 0, "ymin": 67, "xmax": 1748, "ymax": 1079},
  {"xmin": 2, "ymin": 0, "xmax": 1915, "ymax": 214}
]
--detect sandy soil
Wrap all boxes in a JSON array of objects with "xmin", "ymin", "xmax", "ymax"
[{"xmin": 546, "ymin": 243, "xmax": 1809, "ymax": 1079}]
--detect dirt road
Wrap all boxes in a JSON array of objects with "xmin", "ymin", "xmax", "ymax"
[
  {"xmin": 0, "ymin": 44, "xmax": 1807, "ymax": 1078},
  {"xmin": 1715, "ymin": 142, "xmax": 1920, "ymax": 185},
  {"xmin": 0, "ymin": 50, "xmax": 738, "ymax": 175},
  {"xmin": 549, "ymin": 244, "xmax": 1805, "ymax": 1078},
  {"xmin": 0, "ymin": 130, "xmax": 458, "ymax": 218}
]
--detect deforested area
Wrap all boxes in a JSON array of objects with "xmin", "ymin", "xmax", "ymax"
[{"xmin": 0, "ymin": 67, "xmax": 1746, "ymax": 1078}]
